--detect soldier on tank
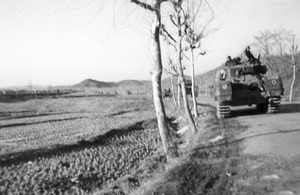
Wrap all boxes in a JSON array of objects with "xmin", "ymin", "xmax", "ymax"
[
  {"xmin": 233, "ymin": 57, "xmax": 242, "ymax": 65},
  {"xmin": 225, "ymin": 56, "xmax": 234, "ymax": 66},
  {"xmin": 226, "ymin": 56, "xmax": 242, "ymax": 66},
  {"xmin": 241, "ymin": 46, "xmax": 258, "ymax": 64}
]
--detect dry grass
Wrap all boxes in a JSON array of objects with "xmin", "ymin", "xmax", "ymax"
[
  {"xmin": 0, "ymin": 94, "xmax": 239, "ymax": 195},
  {"xmin": 0, "ymin": 96, "xmax": 164, "ymax": 194},
  {"xmin": 126, "ymin": 101, "xmax": 238, "ymax": 195},
  {"xmin": 0, "ymin": 96, "xmax": 155, "ymax": 155}
]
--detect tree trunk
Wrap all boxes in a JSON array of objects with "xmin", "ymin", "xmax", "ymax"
[
  {"xmin": 170, "ymin": 75, "xmax": 177, "ymax": 107},
  {"xmin": 150, "ymin": 6, "xmax": 175, "ymax": 158},
  {"xmin": 177, "ymin": 30, "xmax": 197, "ymax": 133},
  {"xmin": 190, "ymin": 49, "xmax": 198, "ymax": 117},
  {"xmin": 289, "ymin": 65, "xmax": 296, "ymax": 102},
  {"xmin": 283, "ymin": 62, "xmax": 289, "ymax": 78},
  {"xmin": 173, "ymin": 4, "xmax": 197, "ymax": 133},
  {"xmin": 177, "ymin": 78, "xmax": 181, "ymax": 109},
  {"xmin": 178, "ymin": 71, "xmax": 197, "ymax": 133},
  {"xmin": 289, "ymin": 35, "xmax": 297, "ymax": 102}
]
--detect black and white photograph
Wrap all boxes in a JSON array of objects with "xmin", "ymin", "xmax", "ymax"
[{"xmin": 1, "ymin": 0, "xmax": 300, "ymax": 194}]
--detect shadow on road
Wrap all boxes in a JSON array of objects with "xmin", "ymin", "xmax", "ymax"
[
  {"xmin": 232, "ymin": 128, "xmax": 300, "ymax": 144},
  {"xmin": 229, "ymin": 102, "xmax": 300, "ymax": 118},
  {"xmin": 280, "ymin": 102, "xmax": 300, "ymax": 113},
  {"xmin": 193, "ymin": 128, "xmax": 300, "ymax": 152},
  {"xmin": 230, "ymin": 107, "xmax": 263, "ymax": 118}
]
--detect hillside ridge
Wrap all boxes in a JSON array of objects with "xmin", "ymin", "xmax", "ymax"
[{"xmin": 74, "ymin": 78, "xmax": 151, "ymax": 88}]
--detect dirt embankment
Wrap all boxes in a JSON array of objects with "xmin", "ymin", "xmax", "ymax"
[{"xmin": 95, "ymin": 99, "xmax": 242, "ymax": 195}]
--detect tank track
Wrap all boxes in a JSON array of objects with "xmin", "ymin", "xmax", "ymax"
[
  {"xmin": 216, "ymin": 103, "xmax": 231, "ymax": 119},
  {"xmin": 267, "ymin": 96, "xmax": 281, "ymax": 113},
  {"xmin": 256, "ymin": 103, "xmax": 267, "ymax": 112}
]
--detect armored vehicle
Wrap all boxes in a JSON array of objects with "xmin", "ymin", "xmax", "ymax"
[
  {"xmin": 163, "ymin": 88, "xmax": 172, "ymax": 98},
  {"xmin": 185, "ymin": 80, "xmax": 193, "ymax": 97},
  {"xmin": 214, "ymin": 60, "xmax": 284, "ymax": 118},
  {"xmin": 185, "ymin": 80, "xmax": 198, "ymax": 97}
]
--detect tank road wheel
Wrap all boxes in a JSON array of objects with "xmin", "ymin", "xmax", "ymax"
[
  {"xmin": 267, "ymin": 97, "xmax": 281, "ymax": 114},
  {"xmin": 216, "ymin": 103, "xmax": 231, "ymax": 119}
]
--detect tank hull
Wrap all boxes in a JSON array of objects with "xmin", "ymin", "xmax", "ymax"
[{"xmin": 214, "ymin": 63, "xmax": 284, "ymax": 118}]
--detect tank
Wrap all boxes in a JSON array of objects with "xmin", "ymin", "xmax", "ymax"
[
  {"xmin": 214, "ymin": 61, "xmax": 284, "ymax": 118},
  {"xmin": 185, "ymin": 79, "xmax": 198, "ymax": 97},
  {"xmin": 163, "ymin": 88, "xmax": 172, "ymax": 98},
  {"xmin": 185, "ymin": 80, "xmax": 192, "ymax": 97}
]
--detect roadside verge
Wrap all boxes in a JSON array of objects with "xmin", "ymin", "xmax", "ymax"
[{"xmin": 95, "ymin": 99, "xmax": 244, "ymax": 195}]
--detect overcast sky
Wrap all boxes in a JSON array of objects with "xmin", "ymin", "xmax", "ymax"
[{"xmin": 0, "ymin": 0, "xmax": 299, "ymax": 88}]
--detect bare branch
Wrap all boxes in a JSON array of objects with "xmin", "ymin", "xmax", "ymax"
[
  {"xmin": 188, "ymin": 0, "xmax": 203, "ymax": 26},
  {"xmin": 164, "ymin": 58, "xmax": 180, "ymax": 76},
  {"xmin": 253, "ymin": 30, "xmax": 274, "ymax": 57},
  {"xmin": 199, "ymin": 51, "xmax": 206, "ymax": 55},
  {"xmin": 130, "ymin": 0, "xmax": 154, "ymax": 11},
  {"xmin": 161, "ymin": 24, "xmax": 177, "ymax": 43},
  {"xmin": 205, "ymin": 0, "xmax": 215, "ymax": 16},
  {"xmin": 169, "ymin": 14, "xmax": 177, "ymax": 27},
  {"xmin": 164, "ymin": 68, "xmax": 179, "ymax": 76}
]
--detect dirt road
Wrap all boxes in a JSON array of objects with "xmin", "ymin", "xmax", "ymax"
[
  {"xmin": 233, "ymin": 102, "xmax": 300, "ymax": 158},
  {"xmin": 231, "ymin": 102, "xmax": 300, "ymax": 195},
  {"xmin": 198, "ymin": 96, "xmax": 300, "ymax": 194}
]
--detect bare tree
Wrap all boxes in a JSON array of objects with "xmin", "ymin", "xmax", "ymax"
[
  {"xmin": 130, "ymin": 0, "xmax": 176, "ymax": 159},
  {"xmin": 184, "ymin": 0, "xmax": 214, "ymax": 117},
  {"xmin": 160, "ymin": 22, "xmax": 184, "ymax": 109},
  {"xmin": 160, "ymin": 0, "xmax": 214, "ymax": 129},
  {"xmin": 253, "ymin": 28, "xmax": 299, "ymax": 102},
  {"xmin": 253, "ymin": 30, "xmax": 274, "ymax": 66},
  {"xmin": 170, "ymin": 0, "xmax": 197, "ymax": 132},
  {"xmin": 164, "ymin": 58, "xmax": 179, "ymax": 107},
  {"xmin": 272, "ymin": 27, "xmax": 293, "ymax": 77},
  {"xmin": 289, "ymin": 34, "xmax": 298, "ymax": 102}
]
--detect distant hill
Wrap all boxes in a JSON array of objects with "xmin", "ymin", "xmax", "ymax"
[
  {"xmin": 73, "ymin": 79, "xmax": 151, "ymax": 89},
  {"xmin": 74, "ymin": 79, "xmax": 116, "ymax": 88},
  {"xmin": 117, "ymin": 80, "xmax": 151, "ymax": 87}
]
